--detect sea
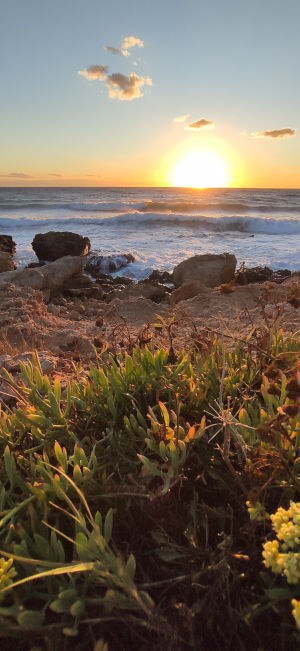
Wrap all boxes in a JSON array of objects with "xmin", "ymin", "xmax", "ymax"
[{"xmin": 0, "ymin": 187, "xmax": 299, "ymax": 280}]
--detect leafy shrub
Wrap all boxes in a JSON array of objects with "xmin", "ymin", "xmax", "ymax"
[{"xmin": 0, "ymin": 329, "xmax": 299, "ymax": 649}]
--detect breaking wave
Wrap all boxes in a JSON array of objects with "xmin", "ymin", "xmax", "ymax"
[{"xmin": 1, "ymin": 212, "xmax": 299, "ymax": 235}]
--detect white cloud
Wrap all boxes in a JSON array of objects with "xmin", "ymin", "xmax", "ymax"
[
  {"xmin": 106, "ymin": 72, "xmax": 152, "ymax": 100},
  {"xmin": 252, "ymin": 127, "xmax": 296, "ymax": 139},
  {"xmin": 102, "ymin": 36, "xmax": 144, "ymax": 58},
  {"xmin": 186, "ymin": 118, "xmax": 214, "ymax": 130},
  {"xmin": 121, "ymin": 36, "xmax": 144, "ymax": 56},
  {"xmin": 49, "ymin": 173, "xmax": 62, "ymax": 177},
  {"xmin": 174, "ymin": 114, "xmax": 190, "ymax": 123},
  {"xmin": 78, "ymin": 65, "xmax": 108, "ymax": 80}
]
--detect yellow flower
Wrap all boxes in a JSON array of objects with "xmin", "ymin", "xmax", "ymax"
[
  {"xmin": 291, "ymin": 599, "xmax": 300, "ymax": 629},
  {"xmin": 262, "ymin": 540, "xmax": 285, "ymax": 574},
  {"xmin": 0, "ymin": 557, "xmax": 16, "ymax": 592}
]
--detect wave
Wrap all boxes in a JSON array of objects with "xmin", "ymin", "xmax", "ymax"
[
  {"xmin": 1, "ymin": 212, "xmax": 300, "ymax": 235},
  {"xmin": 1, "ymin": 199, "xmax": 300, "ymax": 214},
  {"xmin": 0, "ymin": 201, "xmax": 146, "ymax": 212}
]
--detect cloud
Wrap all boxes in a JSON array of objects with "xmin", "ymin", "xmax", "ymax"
[
  {"xmin": 3, "ymin": 172, "xmax": 33, "ymax": 179},
  {"xmin": 252, "ymin": 127, "xmax": 296, "ymax": 139},
  {"xmin": 174, "ymin": 114, "xmax": 190, "ymax": 123},
  {"xmin": 102, "ymin": 36, "xmax": 144, "ymax": 58},
  {"xmin": 186, "ymin": 118, "xmax": 214, "ymax": 130},
  {"xmin": 78, "ymin": 57, "xmax": 152, "ymax": 101},
  {"xmin": 121, "ymin": 36, "xmax": 144, "ymax": 56},
  {"xmin": 86, "ymin": 174, "xmax": 96, "ymax": 177},
  {"xmin": 105, "ymin": 72, "xmax": 152, "ymax": 100},
  {"xmin": 49, "ymin": 173, "xmax": 62, "ymax": 177},
  {"xmin": 102, "ymin": 45, "xmax": 122, "ymax": 56},
  {"xmin": 78, "ymin": 65, "xmax": 108, "ymax": 80}
]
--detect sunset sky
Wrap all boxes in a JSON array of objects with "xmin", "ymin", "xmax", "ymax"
[{"xmin": 1, "ymin": 0, "xmax": 300, "ymax": 188}]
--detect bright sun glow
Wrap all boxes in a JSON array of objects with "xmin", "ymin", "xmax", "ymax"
[{"xmin": 172, "ymin": 151, "xmax": 229, "ymax": 188}]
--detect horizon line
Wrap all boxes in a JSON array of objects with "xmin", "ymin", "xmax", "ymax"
[{"xmin": 1, "ymin": 185, "xmax": 300, "ymax": 191}]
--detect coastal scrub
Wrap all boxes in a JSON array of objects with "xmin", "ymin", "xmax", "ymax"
[{"xmin": 0, "ymin": 329, "xmax": 299, "ymax": 649}]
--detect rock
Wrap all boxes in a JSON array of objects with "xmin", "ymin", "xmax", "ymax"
[
  {"xmin": 0, "ymin": 256, "xmax": 83, "ymax": 293},
  {"xmin": 62, "ymin": 274, "xmax": 93, "ymax": 290},
  {"xmin": 173, "ymin": 253, "xmax": 237, "ymax": 288},
  {"xmin": 32, "ymin": 231, "xmax": 91, "ymax": 261},
  {"xmin": 0, "ymin": 235, "xmax": 16, "ymax": 255},
  {"xmin": 64, "ymin": 286, "xmax": 104, "ymax": 299},
  {"xmin": 27, "ymin": 261, "xmax": 46, "ymax": 269},
  {"xmin": 170, "ymin": 281, "xmax": 209, "ymax": 306},
  {"xmin": 235, "ymin": 266, "xmax": 292, "ymax": 285},
  {"xmin": 39, "ymin": 256, "xmax": 84, "ymax": 291},
  {"xmin": 235, "ymin": 266, "xmax": 273, "ymax": 285},
  {"xmin": 148, "ymin": 269, "xmax": 173, "ymax": 284},
  {"xmin": 0, "ymin": 252, "xmax": 15, "ymax": 272},
  {"xmin": 111, "ymin": 280, "xmax": 168, "ymax": 303},
  {"xmin": 272, "ymin": 269, "xmax": 291, "ymax": 283},
  {"xmin": 0, "ymin": 267, "xmax": 44, "ymax": 289},
  {"xmin": 85, "ymin": 253, "xmax": 134, "ymax": 277},
  {"xmin": 47, "ymin": 304, "xmax": 60, "ymax": 316}
]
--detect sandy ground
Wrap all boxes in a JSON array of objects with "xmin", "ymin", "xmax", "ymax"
[{"xmin": 0, "ymin": 274, "xmax": 299, "ymax": 381}]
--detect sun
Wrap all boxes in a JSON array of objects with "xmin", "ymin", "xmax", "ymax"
[{"xmin": 172, "ymin": 150, "xmax": 229, "ymax": 188}]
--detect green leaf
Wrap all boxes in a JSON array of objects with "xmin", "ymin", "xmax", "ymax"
[
  {"xmin": 50, "ymin": 599, "xmax": 68, "ymax": 613},
  {"xmin": 17, "ymin": 609, "xmax": 44, "ymax": 629},
  {"xmin": 159, "ymin": 402, "xmax": 169, "ymax": 427},
  {"xmin": 4, "ymin": 446, "xmax": 16, "ymax": 488},
  {"xmin": 70, "ymin": 599, "xmax": 85, "ymax": 616},
  {"xmin": 126, "ymin": 554, "xmax": 136, "ymax": 580},
  {"xmin": 104, "ymin": 508, "xmax": 113, "ymax": 543}
]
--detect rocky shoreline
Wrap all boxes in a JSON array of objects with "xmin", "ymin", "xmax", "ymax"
[{"xmin": 0, "ymin": 230, "xmax": 299, "ymax": 401}]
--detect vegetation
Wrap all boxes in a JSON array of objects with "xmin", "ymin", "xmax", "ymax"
[{"xmin": 0, "ymin": 326, "xmax": 299, "ymax": 650}]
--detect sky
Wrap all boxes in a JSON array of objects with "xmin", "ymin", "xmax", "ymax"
[{"xmin": 0, "ymin": 0, "xmax": 300, "ymax": 188}]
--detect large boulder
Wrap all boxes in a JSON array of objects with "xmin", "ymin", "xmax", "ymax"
[
  {"xmin": 32, "ymin": 231, "xmax": 91, "ymax": 261},
  {"xmin": 0, "ymin": 235, "xmax": 16, "ymax": 256},
  {"xmin": 173, "ymin": 253, "xmax": 237, "ymax": 288},
  {"xmin": 41, "ymin": 256, "xmax": 84, "ymax": 291},
  {"xmin": 0, "ymin": 252, "xmax": 15, "ymax": 273}
]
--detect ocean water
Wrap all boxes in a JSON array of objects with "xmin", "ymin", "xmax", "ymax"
[{"xmin": 0, "ymin": 187, "xmax": 299, "ymax": 280}]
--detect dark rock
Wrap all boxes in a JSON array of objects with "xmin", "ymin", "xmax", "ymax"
[
  {"xmin": 271, "ymin": 269, "xmax": 291, "ymax": 284},
  {"xmin": 148, "ymin": 269, "xmax": 173, "ymax": 284},
  {"xmin": 235, "ymin": 266, "xmax": 273, "ymax": 284},
  {"xmin": 85, "ymin": 253, "xmax": 134, "ymax": 277},
  {"xmin": 236, "ymin": 266, "xmax": 292, "ymax": 285},
  {"xmin": 62, "ymin": 274, "xmax": 93, "ymax": 290},
  {"xmin": 114, "ymin": 275, "xmax": 134, "ymax": 286},
  {"xmin": 110, "ymin": 280, "xmax": 169, "ymax": 303},
  {"xmin": 32, "ymin": 231, "xmax": 91, "ymax": 261},
  {"xmin": 0, "ymin": 235, "xmax": 16, "ymax": 256},
  {"xmin": 27, "ymin": 261, "xmax": 46, "ymax": 269},
  {"xmin": 64, "ymin": 286, "xmax": 104, "ymax": 299},
  {"xmin": 94, "ymin": 273, "xmax": 134, "ymax": 287}
]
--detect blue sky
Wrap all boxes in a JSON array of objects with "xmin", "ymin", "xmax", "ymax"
[{"xmin": 1, "ymin": 0, "xmax": 300, "ymax": 186}]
